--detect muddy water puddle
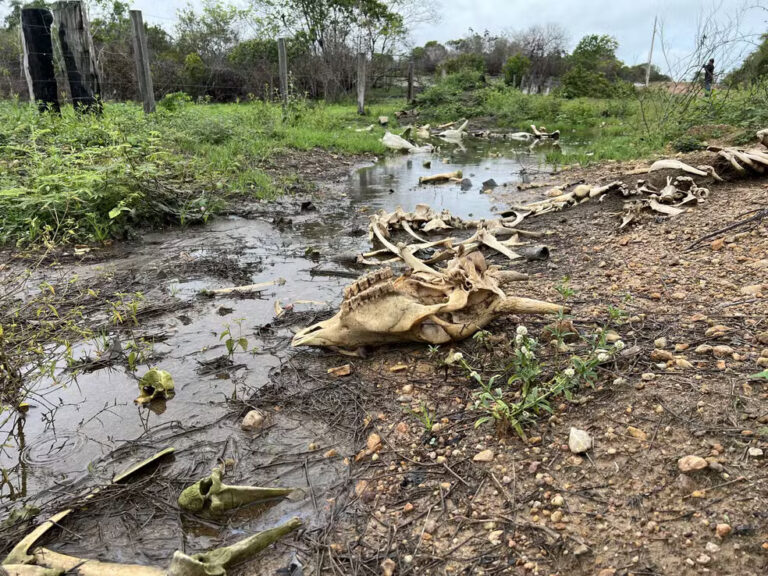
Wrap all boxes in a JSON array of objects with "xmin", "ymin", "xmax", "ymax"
[{"xmin": 0, "ymin": 138, "xmax": 555, "ymax": 564}]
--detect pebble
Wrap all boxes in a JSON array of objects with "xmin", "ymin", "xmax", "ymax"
[
  {"xmin": 551, "ymin": 494, "xmax": 564, "ymax": 507},
  {"xmin": 241, "ymin": 409, "xmax": 265, "ymax": 431},
  {"xmin": 627, "ymin": 426, "xmax": 647, "ymax": 441},
  {"xmin": 654, "ymin": 337, "xmax": 668, "ymax": 349},
  {"xmin": 488, "ymin": 529, "xmax": 504, "ymax": 544},
  {"xmin": 678, "ymin": 455, "xmax": 709, "ymax": 472},
  {"xmin": 401, "ymin": 384, "xmax": 413, "ymax": 394},
  {"xmin": 403, "ymin": 554, "xmax": 413, "ymax": 564},
  {"xmin": 323, "ymin": 448, "xmax": 338, "ymax": 458},
  {"xmin": 715, "ymin": 523, "xmax": 732, "ymax": 539},
  {"xmin": 650, "ymin": 349, "xmax": 674, "ymax": 362},
  {"xmin": 473, "ymin": 449, "xmax": 494, "ymax": 462},
  {"xmin": 641, "ymin": 372, "xmax": 656, "ymax": 381},
  {"xmin": 403, "ymin": 502, "xmax": 414, "ymax": 513},
  {"xmin": 550, "ymin": 510, "xmax": 563, "ymax": 523},
  {"xmin": 712, "ymin": 345, "xmax": 734, "ymax": 358},
  {"xmin": 705, "ymin": 541, "xmax": 720, "ymax": 553},
  {"xmin": 696, "ymin": 554, "xmax": 711, "ymax": 565},
  {"xmin": 568, "ymin": 427, "xmax": 592, "ymax": 453},
  {"xmin": 748, "ymin": 447, "xmax": 764, "ymax": 457},
  {"xmin": 759, "ymin": 332, "xmax": 768, "ymax": 345}
]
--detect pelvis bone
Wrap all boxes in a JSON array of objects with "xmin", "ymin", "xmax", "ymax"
[
  {"xmin": 292, "ymin": 252, "xmax": 564, "ymax": 349},
  {"xmin": 178, "ymin": 467, "xmax": 292, "ymax": 514}
]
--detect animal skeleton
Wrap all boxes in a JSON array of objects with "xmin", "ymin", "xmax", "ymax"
[{"xmin": 292, "ymin": 252, "xmax": 564, "ymax": 350}]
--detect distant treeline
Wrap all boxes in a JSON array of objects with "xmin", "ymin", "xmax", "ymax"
[{"xmin": 0, "ymin": 1, "xmax": 765, "ymax": 103}]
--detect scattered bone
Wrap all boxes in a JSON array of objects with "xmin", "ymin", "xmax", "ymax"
[{"xmin": 419, "ymin": 170, "xmax": 463, "ymax": 184}]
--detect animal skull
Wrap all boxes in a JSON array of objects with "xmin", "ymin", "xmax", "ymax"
[
  {"xmin": 292, "ymin": 253, "xmax": 564, "ymax": 350},
  {"xmin": 135, "ymin": 368, "xmax": 175, "ymax": 404},
  {"xmin": 178, "ymin": 467, "xmax": 292, "ymax": 514}
]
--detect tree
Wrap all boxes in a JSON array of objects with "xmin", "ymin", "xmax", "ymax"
[
  {"xmin": 569, "ymin": 34, "xmax": 621, "ymax": 80},
  {"xmin": 503, "ymin": 53, "xmax": 530, "ymax": 87},
  {"xmin": 727, "ymin": 33, "xmax": 768, "ymax": 85}
]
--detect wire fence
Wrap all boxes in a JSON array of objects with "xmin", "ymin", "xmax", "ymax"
[{"xmin": 0, "ymin": 9, "xmax": 427, "ymax": 109}]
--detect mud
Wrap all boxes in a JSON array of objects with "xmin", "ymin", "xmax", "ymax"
[{"xmin": 0, "ymin": 140, "xmax": 559, "ymax": 572}]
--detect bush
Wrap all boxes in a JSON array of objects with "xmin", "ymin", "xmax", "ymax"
[
  {"xmin": 438, "ymin": 53, "xmax": 485, "ymax": 75},
  {"xmin": 561, "ymin": 65, "xmax": 616, "ymax": 99},
  {"xmin": 502, "ymin": 54, "xmax": 531, "ymax": 87},
  {"xmin": 158, "ymin": 91, "xmax": 193, "ymax": 112},
  {"xmin": 672, "ymin": 135, "xmax": 705, "ymax": 152}
]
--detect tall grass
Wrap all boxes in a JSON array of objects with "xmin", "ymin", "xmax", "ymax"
[
  {"xmin": 0, "ymin": 98, "xmax": 398, "ymax": 246},
  {"xmin": 414, "ymin": 73, "xmax": 768, "ymax": 164}
]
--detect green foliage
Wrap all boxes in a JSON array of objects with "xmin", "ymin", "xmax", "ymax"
[
  {"xmin": 0, "ymin": 99, "xmax": 394, "ymax": 246},
  {"xmin": 438, "ymin": 53, "xmax": 486, "ymax": 75},
  {"xmin": 728, "ymin": 33, "xmax": 768, "ymax": 85},
  {"xmin": 672, "ymin": 134, "xmax": 705, "ymax": 153},
  {"xmin": 503, "ymin": 54, "xmax": 531, "ymax": 87},
  {"xmin": 158, "ymin": 91, "xmax": 193, "ymax": 112},
  {"xmin": 561, "ymin": 64, "xmax": 617, "ymax": 98}
]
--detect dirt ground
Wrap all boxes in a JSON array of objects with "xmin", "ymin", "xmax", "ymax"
[
  {"xmin": 251, "ymin": 154, "xmax": 768, "ymax": 575},
  {"xmin": 2, "ymin": 146, "xmax": 767, "ymax": 576}
]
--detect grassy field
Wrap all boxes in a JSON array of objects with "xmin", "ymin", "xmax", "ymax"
[
  {"xmin": 3, "ymin": 75, "xmax": 767, "ymax": 247},
  {"xmin": 413, "ymin": 71, "xmax": 768, "ymax": 165},
  {"xmin": 0, "ymin": 98, "xmax": 399, "ymax": 246}
]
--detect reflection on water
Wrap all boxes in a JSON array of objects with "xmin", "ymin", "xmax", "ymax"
[{"xmin": 0, "ymin": 138, "xmax": 559, "ymax": 520}]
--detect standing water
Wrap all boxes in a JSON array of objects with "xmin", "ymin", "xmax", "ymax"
[{"xmin": 0, "ymin": 138, "xmax": 557, "ymax": 565}]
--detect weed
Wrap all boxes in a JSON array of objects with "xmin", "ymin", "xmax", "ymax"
[
  {"xmin": 220, "ymin": 319, "xmax": 249, "ymax": 359},
  {"xmin": 412, "ymin": 403, "xmax": 435, "ymax": 432}
]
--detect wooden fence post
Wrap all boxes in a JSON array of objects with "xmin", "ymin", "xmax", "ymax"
[
  {"xmin": 20, "ymin": 8, "xmax": 60, "ymax": 112},
  {"xmin": 406, "ymin": 60, "xmax": 414, "ymax": 103},
  {"xmin": 356, "ymin": 52, "xmax": 366, "ymax": 115},
  {"xmin": 130, "ymin": 10, "xmax": 155, "ymax": 113},
  {"xmin": 54, "ymin": 1, "xmax": 102, "ymax": 112},
  {"xmin": 277, "ymin": 37, "xmax": 288, "ymax": 108}
]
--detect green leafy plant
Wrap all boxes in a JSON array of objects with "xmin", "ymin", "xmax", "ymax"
[
  {"xmin": 412, "ymin": 402, "xmax": 435, "ymax": 432},
  {"xmin": 220, "ymin": 319, "xmax": 248, "ymax": 359}
]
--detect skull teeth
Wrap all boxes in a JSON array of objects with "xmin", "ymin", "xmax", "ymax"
[{"xmin": 343, "ymin": 267, "xmax": 394, "ymax": 300}]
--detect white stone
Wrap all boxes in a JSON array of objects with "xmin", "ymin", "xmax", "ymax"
[
  {"xmin": 241, "ymin": 409, "xmax": 265, "ymax": 431},
  {"xmin": 568, "ymin": 427, "xmax": 592, "ymax": 454}
]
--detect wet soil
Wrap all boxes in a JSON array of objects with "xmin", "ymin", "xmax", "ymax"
[{"xmin": 2, "ymin": 140, "xmax": 767, "ymax": 575}]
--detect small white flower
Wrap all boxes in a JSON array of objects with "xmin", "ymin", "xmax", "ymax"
[
  {"xmin": 516, "ymin": 326, "xmax": 528, "ymax": 337},
  {"xmin": 515, "ymin": 334, "xmax": 524, "ymax": 344},
  {"xmin": 597, "ymin": 352, "xmax": 610, "ymax": 362},
  {"xmin": 523, "ymin": 348, "xmax": 535, "ymax": 359},
  {"xmin": 614, "ymin": 340, "xmax": 625, "ymax": 351},
  {"xmin": 563, "ymin": 368, "xmax": 575, "ymax": 378},
  {"xmin": 453, "ymin": 352, "xmax": 464, "ymax": 361}
]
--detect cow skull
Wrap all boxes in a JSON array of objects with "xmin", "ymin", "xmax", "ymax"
[{"xmin": 292, "ymin": 253, "xmax": 564, "ymax": 350}]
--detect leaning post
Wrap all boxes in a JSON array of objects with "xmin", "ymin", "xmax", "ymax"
[
  {"xmin": 130, "ymin": 10, "xmax": 155, "ymax": 113},
  {"xmin": 356, "ymin": 52, "xmax": 366, "ymax": 115}
]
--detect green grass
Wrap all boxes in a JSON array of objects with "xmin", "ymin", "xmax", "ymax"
[
  {"xmin": 413, "ymin": 71, "xmax": 768, "ymax": 166},
  {"xmin": 0, "ymin": 98, "xmax": 400, "ymax": 246}
]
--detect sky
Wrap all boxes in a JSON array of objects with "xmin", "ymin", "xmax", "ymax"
[{"xmin": 10, "ymin": 0, "xmax": 767, "ymax": 75}]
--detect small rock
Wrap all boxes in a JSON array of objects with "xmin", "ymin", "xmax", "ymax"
[
  {"xmin": 748, "ymin": 447, "xmax": 763, "ymax": 457},
  {"xmin": 378, "ymin": 116, "xmax": 389, "ymax": 125},
  {"xmin": 403, "ymin": 502, "xmax": 414, "ymax": 514},
  {"xmin": 460, "ymin": 178, "xmax": 473, "ymax": 191},
  {"xmin": 403, "ymin": 554, "xmax": 413, "ymax": 564},
  {"xmin": 366, "ymin": 433, "xmax": 382, "ymax": 452},
  {"xmin": 482, "ymin": 178, "xmax": 498, "ymax": 190},
  {"xmin": 241, "ymin": 409, "xmax": 265, "ymax": 431},
  {"xmin": 550, "ymin": 510, "xmax": 563, "ymax": 523},
  {"xmin": 757, "ymin": 357, "xmax": 768, "ymax": 368},
  {"xmin": 695, "ymin": 344, "xmax": 713, "ymax": 355},
  {"xmin": 641, "ymin": 372, "xmax": 656, "ymax": 381},
  {"xmin": 401, "ymin": 384, "xmax": 414, "ymax": 394},
  {"xmin": 597, "ymin": 570, "xmax": 616, "ymax": 576},
  {"xmin": 676, "ymin": 358, "xmax": 694, "ymax": 369},
  {"xmin": 705, "ymin": 541, "xmax": 720, "ymax": 554},
  {"xmin": 651, "ymin": 349, "xmax": 674, "ymax": 362},
  {"xmin": 568, "ymin": 427, "xmax": 592, "ymax": 454},
  {"xmin": 323, "ymin": 448, "xmax": 338, "ymax": 458},
  {"xmin": 654, "ymin": 337, "xmax": 668, "ymax": 349},
  {"xmin": 712, "ymin": 345, "xmax": 734, "ymax": 358},
  {"xmin": 696, "ymin": 554, "xmax": 711, "ymax": 565},
  {"xmin": 678, "ymin": 455, "xmax": 708, "ymax": 472},
  {"xmin": 573, "ymin": 543, "xmax": 590, "ymax": 556},
  {"xmin": 715, "ymin": 523, "xmax": 732, "ymax": 539},
  {"xmin": 758, "ymin": 332, "xmax": 768, "ymax": 345},
  {"xmin": 488, "ymin": 529, "xmax": 504, "ymax": 544},
  {"xmin": 710, "ymin": 238, "xmax": 724, "ymax": 250},
  {"xmin": 473, "ymin": 449, "xmax": 494, "ymax": 462},
  {"xmin": 551, "ymin": 494, "xmax": 564, "ymax": 507},
  {"xmin": 627, "ymin": 426, "xmax": 647, "ymax": 441}
]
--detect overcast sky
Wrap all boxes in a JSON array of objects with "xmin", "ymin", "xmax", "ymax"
[{"xmin": 11, "ymin": 0, "xmax": 766, "ymax": 74}]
